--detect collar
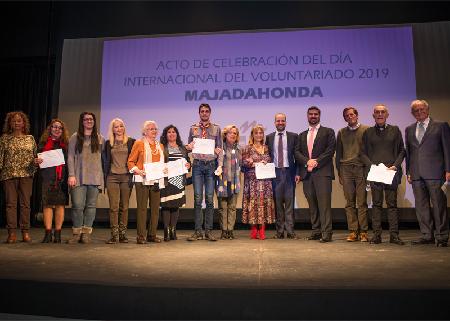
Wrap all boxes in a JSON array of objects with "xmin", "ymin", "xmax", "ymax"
[
  {"xmin": 309, "ymin": 124, "xmax": 321, "ymax": 131},
  {"xmin": 348, "ymin": 123, "xmax": 361, "ymax": 131},
  {"xmin": 417, "ymin": 117, "xmax": 430, "ymax": 127},
  {"xmin": 375, "ymin": 123, "xmax": 387, "ymax": 130},
  {"xmin": 276, "ymin": 130, "xmax": 286, "ymax": 136}
]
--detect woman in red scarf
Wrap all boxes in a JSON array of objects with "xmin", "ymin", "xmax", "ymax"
[{"xmin": 35, "ymin": 119, "xmax": 70, "ymax": 243}]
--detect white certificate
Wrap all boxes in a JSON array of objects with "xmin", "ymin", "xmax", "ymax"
[
  {"xmin": 192, "ymin": 138, "xmax": 215, "ymax": 155},
  {"xmin": 143, "ymin": 162, "xmax": 165, "ymax": 181},
  {"xmin": 37, "ymin": 149, "xmax": 65, "ymax": 169},
  {"xmin": 255, "ymin": 162, "xmax": 276, "ymax": 179},
  {"xmin": 366, "ymin": 163, "xmax": 396, "ymax": 185},
  {"xmin": 167, "ymin": 158, "xmax": 188, "ymax": 178}
]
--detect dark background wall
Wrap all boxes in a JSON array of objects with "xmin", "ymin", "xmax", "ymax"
[
  {"xmin": 0, "ymin": 1, "xmax": 449, "ymax": 222},
  {"xmin": 2, "ymin": 1, "xmax": 450, "ymax": 135}
]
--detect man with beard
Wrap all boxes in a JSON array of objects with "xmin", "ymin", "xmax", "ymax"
[
  {"xmin": 295, "ymin": 106, "xmax": 336, "ymax": 242},
  {"xmin": 266, "ymin": 113, "xmax": 301, "ymax": 239}
]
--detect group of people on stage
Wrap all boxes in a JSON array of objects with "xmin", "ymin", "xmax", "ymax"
[{"xmin": 0, "ymin": 99, "xmax": 449, "ymax": 247}]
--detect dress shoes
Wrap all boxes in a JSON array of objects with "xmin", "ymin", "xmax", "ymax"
[
  {"xmin": 272, "ymin": 233, "xmax": 285, "ymax": 239},
  {"xmin": 319, "ymin": 235, "xmax": 332, "ymax": 243},
  {"xmin": 436, "ymin": 240, "xmax": 448, "ymax": 247},
  {"xmin": 389, "ymin": 235, "xmax": 405, "ymax": 245},
  {"xmin": 286, "ymin": 233, "xmax": 299, "ymax": 239},
  {"xmin": 369, "ymin": 235, "xmax": 382, "ymax": 244},
  {"xmin": 411, "ymin": 238, "xmax": 435, "ymax": 245},
  {"xmin": 305, "ymin": 234, "xmax": 321, "ymax": 241}
]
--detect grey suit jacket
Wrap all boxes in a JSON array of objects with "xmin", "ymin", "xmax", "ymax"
[
  {"xmin": 295, "ymin": 126, "xmax": 336, "ymax": 179},
  {"xmin": 266, "ymin": 131, "xmax": 299, "ymax": 179},
  {"xmin": 405, "ymin": 119, "xmax": 450, "ymax": 180}
]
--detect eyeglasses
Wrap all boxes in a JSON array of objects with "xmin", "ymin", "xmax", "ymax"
[{"xmin": 52, "ymin": 125, "xmax": 63, "ymax": 130}]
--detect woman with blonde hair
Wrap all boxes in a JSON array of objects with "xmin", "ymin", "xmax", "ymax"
[
  {"xmin": 215, "ymin": 124, "xmax": 242, "ymax": 240},
  {"xmin": 0, "ymin": 111, "xmax": 37, "ymax": 243},
  {"xmin": 35, "ymin": 118, "xmax": 70, "ymax": 243},
  {"xmin": 128, "ymin": 120, "xmax": 165, "ymax": 244},
  {"xmin": 241, "ymin": 125, "xmax": 275, "ymax": 240},
  {"xmin": 103, "ymin": 118, "xmax": 136, "ymax": 244}
]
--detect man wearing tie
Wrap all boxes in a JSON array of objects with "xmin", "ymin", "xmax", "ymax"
[
  {"xmin": 266, "ymin": 113, "xmax": 301, "ymax": 239},
  {"xmin": 360, "ymin": 104, "xmax": 405, "ymax": 245},
  {"xmin": 295, "ymin": 106, "xmax": 336, "ymax": 242},
  {"xmin": 405, "ymin": 99, "xmax": 450, "ymax": 247}
]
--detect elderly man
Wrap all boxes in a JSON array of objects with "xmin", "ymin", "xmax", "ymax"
[
  {"xmin": 405, "ymin": 99, "xmax": 450, "ymax": 247},
  {"xmin": 360, "ymin": 104, "xmax": 405, "ymax": 245}
]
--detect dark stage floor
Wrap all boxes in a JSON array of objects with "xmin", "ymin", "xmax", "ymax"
[{"xmin": 1, "ymin": 228, "xmax": 449, "ymax": 320}]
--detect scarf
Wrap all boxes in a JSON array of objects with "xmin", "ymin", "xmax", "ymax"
[
  {"xmin": 43, "ymin": 136, "xmax": 66, "ymax": 187},
  {"xmin": 199, "ymin": 122, "xmax": 210, "ymax": 139},
  {"xmin": 143, "ymin": 138, "xmax": 165, "ymax": 188},
  {"xmin": 216, "ymin": 142, "xmax": 240, "ymax": 197}
]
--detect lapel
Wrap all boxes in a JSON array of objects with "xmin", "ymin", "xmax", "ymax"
[{"xmin": 312, "ymin": 126, "xmax": 324, "ymax": 151}]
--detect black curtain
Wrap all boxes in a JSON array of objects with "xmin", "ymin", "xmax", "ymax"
[{"xmin": 0, "ymin": 58, "xmax": 56, "ymax": 227}]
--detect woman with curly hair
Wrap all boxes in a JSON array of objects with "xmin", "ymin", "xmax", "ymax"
[
  {"xmin": 35, "ymin": 119, "xmax": 70, "ymax": 243},
  {"xmin": 0, "ymin": 111, "xmax": 37, "ymax": 243},
  {"xmin": 159, "ymin": 125, "xmax": 191, "ymax": 241}
]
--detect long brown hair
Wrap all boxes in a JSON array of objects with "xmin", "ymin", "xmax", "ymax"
[
  {"xmin": 39, "ymin": 118, "xmax": 69, "ymax": 147},
  {"xmin": 76, "ymin": 112, "xmax": 100, "ymax": 153},
  {"xmin": 2, "ymin": 111, "xmax": 31, "ymax": 135}
]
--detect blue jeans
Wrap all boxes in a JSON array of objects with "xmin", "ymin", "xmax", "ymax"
[
  {"xmin": 192, "ymin": 160, "xmax": 216, "ymax": 231},
  {"xmin": 71, "ymin": 185, "xmax": 100, "ymax": 228}
]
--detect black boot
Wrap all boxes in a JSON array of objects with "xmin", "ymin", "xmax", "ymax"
[
  {"xmin": 41, "ymin": 230, "xmax": 53, "ymax": 243},
  {"xmin": 164, "ymin": 227, "xmax": 170, "ymax": 242},
  {"xmin": 53, "ymin": 230, "xmax": 62, "ymax": 243},
  {"xmin": 169, "ymin": 226, "xmax": 177, "ymax": 240}
]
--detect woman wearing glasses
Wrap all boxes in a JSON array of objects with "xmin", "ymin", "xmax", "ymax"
[
  {"xmin": 67, "ymin": 112, "xmax": 105, "ymax": 244},
  {"xmin": 35, "ymin": 119, "xmax": 70, "ymax": 243}
]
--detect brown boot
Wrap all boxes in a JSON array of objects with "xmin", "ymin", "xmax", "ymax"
[
  {"xmin": 346, "ymin": 231, "xmax": 359, "ymax": 242},
  {"xmin": 80, "ymin": 226, "xmax": 93, "ymax": 244},
  {"xmin": 359, "ymin": 231, "xmax": 369, "ymax": 242},
  {"xmin": 6, "ymin": 230, "xmax": 17, "ymax": 244},
  {"xmin": 66, "ymin": 227, "xmax": 82, "ymax": 244},
  {"xmin": 22, "ymin": 230, "xmax": 32, "ymax": 243}
]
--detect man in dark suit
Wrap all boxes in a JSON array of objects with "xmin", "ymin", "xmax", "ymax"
[
  {"xmin": 295, "ymin": 106, "xmax": 336, "ymax": 242},
  {"xmin": 405, "ymin": 99, "xmax": 450, "ymax": 247},
  {"xmin": 360, "ymin": 104, "xmax": 405, "ymax": 245},
  {"xmin": 266, "ymin": 113, "xmax": 301, "ymax": 239}
]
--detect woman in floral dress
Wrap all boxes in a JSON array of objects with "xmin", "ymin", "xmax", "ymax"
[{"xmin": 241, "ymin": 124, "xmax": 275, "ymax": 240}]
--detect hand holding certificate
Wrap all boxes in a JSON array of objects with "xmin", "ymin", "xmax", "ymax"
[
  {"xmin": 167, "ymin": 158, "xmax": 188, "ymax": 178},
  {"xmin": 255, "ymin": 162, "xmax": 276, "ymax": 179},
  {"xmin": 367, "ymin": 163, "xmax": 396, "ymax": 185},
  {"xmin": 143, "ymin": 162, "xmax": 165, "ymax": 181},
  {"xmin": 192, "ymin": 138, "xmax": 215, "ymax": 155},
  {"xmin": 37, "ymin": 149, "xmax": 65, "ymax": 169}
]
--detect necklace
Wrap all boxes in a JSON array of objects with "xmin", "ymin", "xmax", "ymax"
[{"xmin": 254, "ymin": 144, "xmax": 265, "ymax": 155}]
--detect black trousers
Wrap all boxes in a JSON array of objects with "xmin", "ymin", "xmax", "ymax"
[
  {"xmin": 273, "ymin": 168, "xmax": 296, "ymax": 235},
  {"xmin": 370, "ymin": 182, "xmax": 399, "ymax": 235},
  {"xmin": 303, "ymin": 174, "xmax": 332, "ymax": 237}
]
